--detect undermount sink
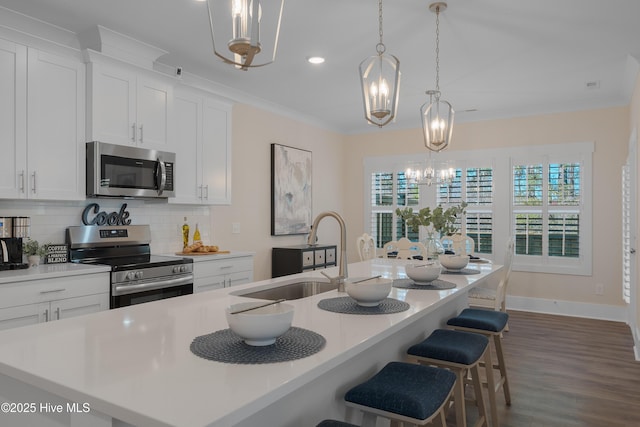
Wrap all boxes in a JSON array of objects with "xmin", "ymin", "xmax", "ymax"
[{"xmin": 234, "ymin": 279, "xmax": 338, "ymax": 301}]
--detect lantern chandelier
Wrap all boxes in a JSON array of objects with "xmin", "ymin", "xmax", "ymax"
[
  {"xmin": 405, "ymin": 152, "xmax": 455, "ymax": 187},
  {"xmin": 206, "ymin": 0, "xmax": 285, "ymax": 70},
  {"xmin": 421, "ymin": 2, "xmax": 454, "ymax": 151},
  {"xmin": 359, "ymin": 0, "xmax": 401, "ymax": 127}
]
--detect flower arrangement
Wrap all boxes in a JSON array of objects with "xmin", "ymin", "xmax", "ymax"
[
  {"xmin": 396, "ymin": 202, "xmax": 467, "ymax": 236},
  {"xmin": 22, "ymin": 239, "xmax": 49, "ymax": 257}
]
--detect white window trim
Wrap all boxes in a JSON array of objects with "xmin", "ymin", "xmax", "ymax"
[{"xmin": 363, "ymin": 141, "xmax": 594, "ymax": 276}]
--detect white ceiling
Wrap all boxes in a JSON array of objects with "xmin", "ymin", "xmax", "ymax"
[{"xmin": 2, "ymin": 0, "xmax": 640, "ymax": 134}]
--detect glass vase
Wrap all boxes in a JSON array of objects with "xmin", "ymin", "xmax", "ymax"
[{"xmin": 422, "ymin": 230, "xmax": 444, "ymax": 260}]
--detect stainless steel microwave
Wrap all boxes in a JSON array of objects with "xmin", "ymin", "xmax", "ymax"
[{"xmin": 86, "ymin": 141, "xmax": 175, "ymax": 199}]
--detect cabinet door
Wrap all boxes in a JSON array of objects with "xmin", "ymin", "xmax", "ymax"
[
  {"xmin": 202, "ymin": 98, "xmax": 232, "ymax": 204},
  {"xmin": 0, "ymin": 39, "xmax": 27, "ymax": 199},
  {"xmin": 170, "ymin": 91, "xmax": 202, "ymax": 204},
  {"xmin": 51, "ymin": 294, "xmax": 109, "ymax": 321},
  {"xmin": 0, "ymin": 303, "xmax": 43, "ymax": 331},
  {"xmin": 226, "ymin": 270, "xmax": 253, "ymax": 287},
  {"xmin": 88, "ymin": 63, "xmax": 136, "ymax": 146},
  {"xmin": 136, "ymin": 76, "xmax": 172, "ymax": 149},
  {"xmin": 26, "ymin": 48, "xmax": 85, "ymax": 200},
  {"xmin": 194, "ymin": 275, "xmax": 226, "ymax": 293}
]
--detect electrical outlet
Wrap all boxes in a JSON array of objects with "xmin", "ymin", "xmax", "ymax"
[
  {"xmin": 595, "ymin": 283, "xmax": 604, "ymax": 295},
  {"xmin": 232, "ymin": 223, "xmax": 240, "ymax": 234}
]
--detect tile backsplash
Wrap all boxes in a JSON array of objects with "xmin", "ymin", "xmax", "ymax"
[{"xmin": 0, "ymin": 199, "xmax": 211, "ymax": 255}]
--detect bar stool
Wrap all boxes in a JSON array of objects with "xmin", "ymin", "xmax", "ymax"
[
  {"xmin": 316, "ymin": 421, "xmax": 359, "ymax": 427},
  {"xmin": 407, "ymin": 329, "xmax": 489, "ymax": 427},
  {"xmin": 447, "ymin": 308, "xmax": 511, "ymax": 427},
  {"xmin": 344, "ymin": 361, "xmax": 456, "ymax": 426}
]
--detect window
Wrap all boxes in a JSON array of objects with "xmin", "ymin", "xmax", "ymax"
[
  {"xmin": 369, "ymin": 171, "xmax": 418, "ymax": 248},
  {"xmin": 510, "ymin": 143, "xmax": 592, "ymax": 275},
  {"xmin": 512, "ymin": 162, "xmax": 581, "ymax": 258},
  {"xmin": 367, "ymin": 160, "xmax": 495, "ymax": 255},
  {"xmin": 364, "ymin": 142, "xmax": 593, "ymax": 275}
]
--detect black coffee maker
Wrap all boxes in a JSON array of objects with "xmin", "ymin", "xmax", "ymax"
[{"xmin": 0, "ymin": 238, "xmax": 28, "ymax": 270}]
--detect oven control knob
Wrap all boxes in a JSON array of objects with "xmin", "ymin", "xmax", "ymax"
[
  {"xmin": 172, "ymin": 266, "xmax": 180, "ymax": 274},
  {"xmin": 135, "ymin": 271, "xmax": 143, "ymax": 279},
  {"xmin": 180, "ymin": 265, "xmax": 187, "ymax": 273},
  {"xmin": 126, "ymin": 272, "xmax": 136, "ymax": 281}
]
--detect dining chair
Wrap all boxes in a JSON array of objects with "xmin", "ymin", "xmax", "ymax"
[
  {"xmin": 382, "ymin": 237, "xmax": 427, "ymax": 260},
  {"xmin": 356, "ymin": 233, "xmax": 377, "ymax": 261},
  {"xmin": 441, "ymin": 234, "xmax": 475, "ymax": 255},
  {"xmin": 467, "ymin": 236, "xmax": 515, "ymax": 314}
]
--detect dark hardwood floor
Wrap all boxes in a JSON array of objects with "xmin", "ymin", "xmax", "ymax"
[{"xmin": 460, "ymin": 310, "xmax": 640, "ymax": 427}]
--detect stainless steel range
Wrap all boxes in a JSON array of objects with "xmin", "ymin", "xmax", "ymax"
[{"xmin": 67, "ymin": 225, "xmax": 193, "ymax": 309}]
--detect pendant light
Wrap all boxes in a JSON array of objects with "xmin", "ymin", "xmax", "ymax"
[
  {"xmin": 206, "ymin": 0, "xmax": 285, "ymax": 70},
  {"xmin": 359, "ymin": 0, "xmax": 401, "ymax": 127},
  {"xmin": 421, "ymin": 2, "xmax": 454, "ymax": 151}
]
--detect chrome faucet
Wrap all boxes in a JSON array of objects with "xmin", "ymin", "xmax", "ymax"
[{"xmin": 307, "ymin": 211, "xmax": 348, "ymax": 291}]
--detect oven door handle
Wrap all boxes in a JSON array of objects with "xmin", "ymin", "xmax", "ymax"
[{"xmin": 113, "ymin": 275, "xmax": 193, "ymax": 296}]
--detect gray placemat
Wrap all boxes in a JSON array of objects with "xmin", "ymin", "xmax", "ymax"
[
  {"xmin": 441, "ymin": 267, "xmax": 480, "ymax": 275},
  {"xmin": 393, "ymin": 278, "xmax": 457, "ymax": 290},
  {"xmin": 317, "ymin": 297, "xmax": 410, "ymax": 314},
  {"xmin": 190, "ymin": 327, "xmax": 325, "ymax": 364}
]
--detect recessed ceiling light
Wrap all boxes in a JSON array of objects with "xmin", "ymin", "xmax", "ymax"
[{"xmin": 307, "ymin": 56, "xmax": 325, "ymax": 65}]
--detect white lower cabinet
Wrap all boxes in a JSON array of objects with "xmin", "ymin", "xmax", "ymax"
[
  {"xmin": 193, "ymin": 255, "xmax": 254, "ymax": 293},
  {"xmin": 0, "ymin": 273, "xmax": 109, "ymax": 331}
]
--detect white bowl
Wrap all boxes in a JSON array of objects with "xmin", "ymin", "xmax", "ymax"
[
  {"xmin": 226, "ymin": 302, "xmax": 294, "ymax": 346},
  {"xmin": 405, "ymin": 262, "xmax": 441, "ymax": 283},
  {"xmin": 439, "ymin": 254, "xmax": 469, "ymax": 271},
  {"xmin": 345, "ymin": 277, "xmax": 393, "ymax": 307}
]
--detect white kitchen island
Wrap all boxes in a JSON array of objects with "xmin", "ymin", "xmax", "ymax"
[{"xmin": 0, "ymin": 258, "xmax": 502, "ymax": 427}]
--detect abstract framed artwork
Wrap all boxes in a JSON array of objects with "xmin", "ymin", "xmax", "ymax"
[{"xmin": 271, "ymin": 143, "xmax": 312, "ymax": 236}]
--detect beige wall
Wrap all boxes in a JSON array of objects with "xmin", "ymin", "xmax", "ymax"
[
  {"xmin": 343, "ymin": 107, "xmax": 629, "ymax": 307},
  {"xmin": 211, "ymin": 104, "xmax": 345, "ymax": 281},
  {"xmin": 214, "ymin": 102, "xmax": 630, "ymax": 311},
  {"xmin": 630, "ymin": 70, "xmax": 640, "ymax": 332}
]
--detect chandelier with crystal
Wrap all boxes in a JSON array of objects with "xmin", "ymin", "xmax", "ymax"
[
  {"xmin": 206, "ymin": 0, "xmax": 285, "ymax": 70},
  {"xmin": 421, "ymin": 2, "xmax": 454, "ymax": 151},
  {"xmin": 406, "ymin": 154, "xmax": 455, "ymax": 187},
  {"xmin": 359, "ymin": 0, "xmax": 401, "ymax": 127}
]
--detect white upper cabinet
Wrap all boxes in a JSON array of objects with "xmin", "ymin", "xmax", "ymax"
[
  {"xmin": 87, "ymin": 61, "xmax": 172, "ymax": 150},
  {"xmin": 0, "ymin": 39, "xmax": 27, "ymax": 199},
  {"xmin": 0, "ymin": 41, "xmax": 85, "ymax": 200},
  {"xmin": 170, "ymin": 88, "xmax": 232, "ymax": 205},
  {"xmin": 26, "ymin": 49, "xmax": 86, "ymax": 200}
]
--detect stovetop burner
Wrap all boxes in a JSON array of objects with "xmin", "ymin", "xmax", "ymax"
[{"xmin": 78, "ymin": 254, "xmax": 192, "ymax": 271}]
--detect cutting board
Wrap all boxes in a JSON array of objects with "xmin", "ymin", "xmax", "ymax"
[{"xmin": 175, "ymin": 250, "xmax": 231, "ymax": 256}]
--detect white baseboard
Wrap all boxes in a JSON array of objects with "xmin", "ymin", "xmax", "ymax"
[
  {"xmin": 506, "ymin": 295, "xmax": 628, "ymax": 321},
  {"xmin": 507, "ymin": 296, "xmax": 640, "ymax": 361}
]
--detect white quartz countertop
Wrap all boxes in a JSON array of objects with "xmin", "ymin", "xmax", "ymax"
[
  {"xmin": 0, "ymin": 259, "xmax": 502, "ymax": 427},
  {"xmin": 0, "ymin": 262, "xmax": 111, "ymax": 284}
]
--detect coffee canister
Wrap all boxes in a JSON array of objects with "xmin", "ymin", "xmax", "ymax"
[
  {"xmin": 12, "ymin": 217, "xmax": 30, "ymax": 238},
  {"xmin": 0, "ymin": 217, "xmax": 12, "ymax": 238}
]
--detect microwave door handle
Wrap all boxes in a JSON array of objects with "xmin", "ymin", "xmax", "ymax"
[{"xmin": 157, "ymin": 158, "xmax": 167, "ymax": 195}]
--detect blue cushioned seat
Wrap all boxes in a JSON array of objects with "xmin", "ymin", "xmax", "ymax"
[
  {"xmin": 447, "ymin": 308, "xmax": 509, "ymax": 332},
  {"xmin": 345, "ymin": 361, "xmax": 456, "ymax": 421},
  {"xmin": 316, "ymin": 421, "xmax": 359, "ymax": 427},
  {"xmin": 407, "ymin": 329, "xmax": 488, "ymax": 365}
]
